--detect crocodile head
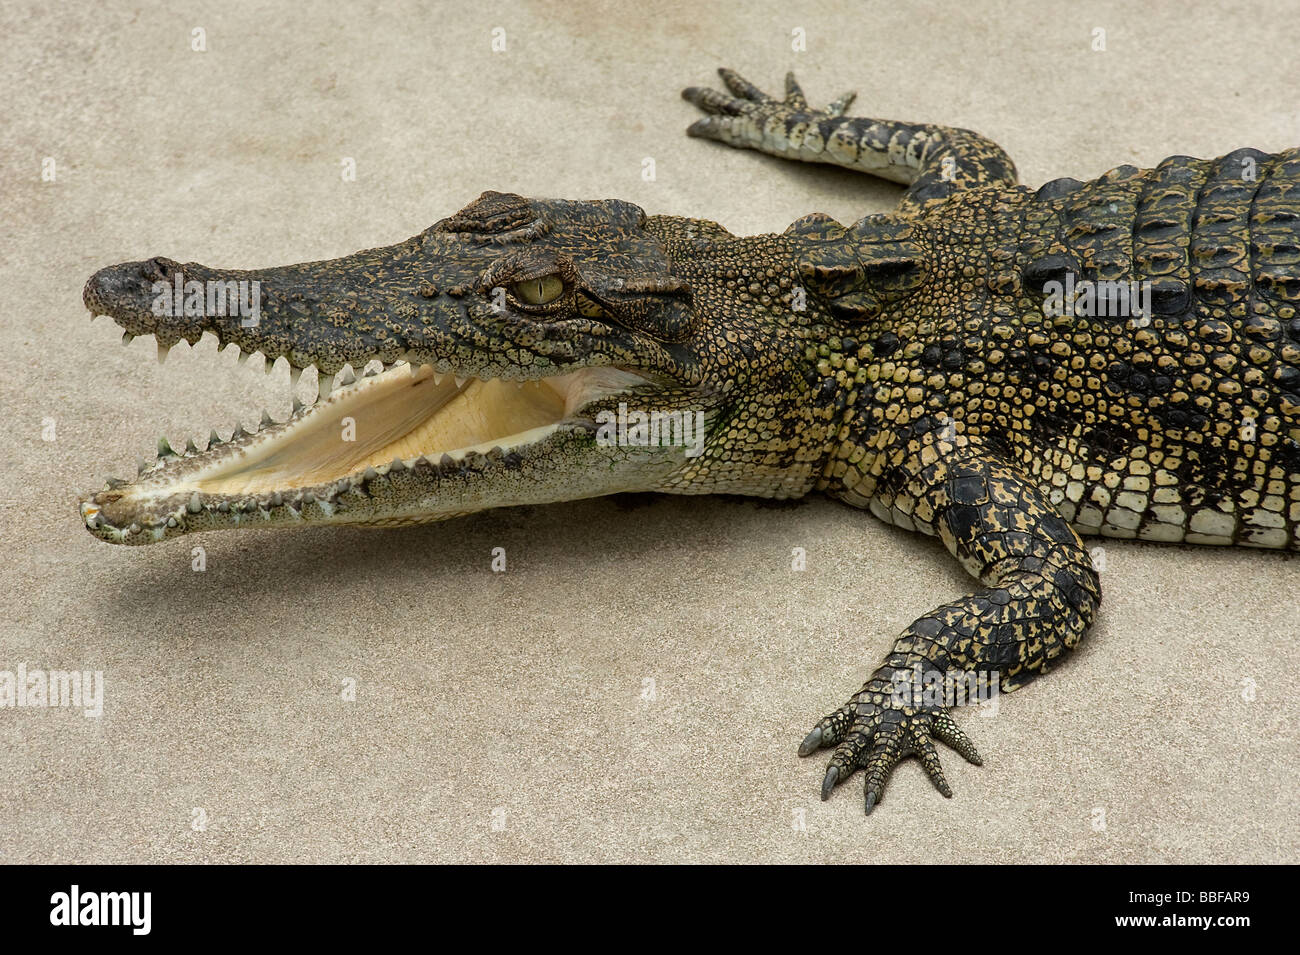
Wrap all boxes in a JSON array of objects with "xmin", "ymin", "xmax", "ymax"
[{"xmin": 79, "ymin": 191, "xmax": 843, "ymax": 544}]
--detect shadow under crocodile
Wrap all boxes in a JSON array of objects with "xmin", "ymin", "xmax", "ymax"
[{"xmin": 88, "ymin": 492, "xmax": 986, "ymax": 649}]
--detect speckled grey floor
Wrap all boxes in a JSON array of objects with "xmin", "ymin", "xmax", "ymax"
[{"xmin": 1, "ymin": 0, "xmax": 1296, "ymax": 863}]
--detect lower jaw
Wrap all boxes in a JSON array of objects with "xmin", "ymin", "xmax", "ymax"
[{"xmin": 81, "ymin": 361, "xmax": 653, "ymax": 543}]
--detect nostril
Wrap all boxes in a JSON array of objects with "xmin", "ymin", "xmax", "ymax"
[{"xmin": 141, "ymin": 257, "xmax": 173, "ymax": 282}]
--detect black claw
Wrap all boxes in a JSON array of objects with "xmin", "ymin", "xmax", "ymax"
[
  {"xmin": 686, "ymin": 118, "xmax": 714, "ymax": 139},
  {"xmin": 798, "ymin": 727, "xmax": 822, "ymax": 757},
  {"xmin": 820, "ymin": 765, "xmax": 839, "ymax": 801},
  {"xmin": 864, "ymin": 790, "xmax": 878, "ymax": 815}
]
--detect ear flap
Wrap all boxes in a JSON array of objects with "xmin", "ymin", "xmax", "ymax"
[
  {"xmin": 579, "ymin": 266, "xmax": 697, "ymax": 343},
  {"xmin": 783, "ymin": 212, "xmax": 848, "ymax": 241},
  {"xmin": 796, "ymin": 216, "xmax": 927, "ymax": 321},
  {"xmin": 433, "ymin": 191, "xmax": 540, "ymax": 238}
]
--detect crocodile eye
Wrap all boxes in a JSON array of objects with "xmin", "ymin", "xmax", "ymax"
[
  {"xmin": 511, "ymin": 275, "xmax": 564, "ymax": 305},
  {"xmin": 574, "ymin": 291, "xmax": 608, "ymax": 319}
]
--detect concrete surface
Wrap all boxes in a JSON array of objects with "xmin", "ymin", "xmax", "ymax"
[{"xmin": 1, "ymin": 0, "xmax": 1297, "ymax": 863}]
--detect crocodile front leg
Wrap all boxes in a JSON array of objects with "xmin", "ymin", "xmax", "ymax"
[
  {"xmin": 682, "ymin": 68, "xmax": 1018, "ymax": 211},
  {"xmin": 803, "ymin": 427, "xmax": 1102, "ymax": 812}
]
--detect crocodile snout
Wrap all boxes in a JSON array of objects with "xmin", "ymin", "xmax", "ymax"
[{"xmin": 82, "ymin": 258, "xmax": 177, "ymax": 320}]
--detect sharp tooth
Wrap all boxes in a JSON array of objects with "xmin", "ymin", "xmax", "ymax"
[
  {"xmin": 337, "ymin": 366, "xmax": 356, "ymax": 387},
  {"xmin": 454, "ymin": 375, "xmax": 467, "ymax": 388},
  {"xmin": 157, "ymin": 342, "xmax": 170, "ymax": 363},
  {"xmin": 122, "ymin": 332, "xmax": 134, "ymax": 346},
  {"xmin": 208, "ymin": 429, "xmax": 223, "ymax": 447},
  {"xmin": 156, "ymin": 436, "xmax": 175, "ymax": 458},
  {"xmin": 292, "ymin": 396, "xmax": 305, "ymax": 414},
  {"xmin": 185, "ymin": 437, "xmax": 198, "ymax": 454},
  {"xmin": 290, "ymin": 366, "xmax": 302, "ymax": 392},
  {"xmin": 432, "ymin": 370, "xmax": 444, "ymax": 384},
  {"xmin": 319, "ymin": 376, "xmax": 333, "ymax": 400},
  {"xmin": 265, "ymin": 356, "xmax": 276, "ymax": 375},
  {"xmin": 260, "ymin": 410, "xmax": 274, "ymax": 430},
  {"xmin": 237, "ymin": 352, "xmax": 249, "ymax": 366}
]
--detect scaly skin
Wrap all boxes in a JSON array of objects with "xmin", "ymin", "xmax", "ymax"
[{"xmin": 79, "ymin": 68, "xmax": 1300, "ymax": 814}]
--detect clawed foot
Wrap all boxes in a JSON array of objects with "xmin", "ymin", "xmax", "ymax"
[
  {"xmin": 798, "ymin": 677, "xmax": 984, "ymax": 814},
  {"xmin": 682, "ymin": 67, "xmax": 856, "ymax": 142}
]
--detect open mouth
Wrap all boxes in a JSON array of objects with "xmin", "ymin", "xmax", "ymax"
[{"xmin": 80, "ymin": 345, "xmax": 652, "ymax": 544}]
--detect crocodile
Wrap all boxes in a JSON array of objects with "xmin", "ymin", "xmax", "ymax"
[{"xmin": 78, "ymin": 68, "xmax": 1300, "ymax": 814}]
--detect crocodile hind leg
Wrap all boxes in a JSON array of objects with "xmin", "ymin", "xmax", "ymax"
[
  {"xmin": 682, "ymin": 67, "xmax": 1018, "ymax": 211},
  {"xmin": 803, "ymin": 427, "xmax": 1102, "ymax": 812}
]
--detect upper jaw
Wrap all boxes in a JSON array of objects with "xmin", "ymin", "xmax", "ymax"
[
  {"xmin": 80, "ymin": 249, "xmax": 612, "ymax": 381},
  {"xmin": 81, "ymin": 222, "xmax": 693, "ymax": 385}
]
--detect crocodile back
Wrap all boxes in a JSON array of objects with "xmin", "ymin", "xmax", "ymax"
[{"xmin": 908, "ymin": 149, "xmax": 1300, "ymax": 548}]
